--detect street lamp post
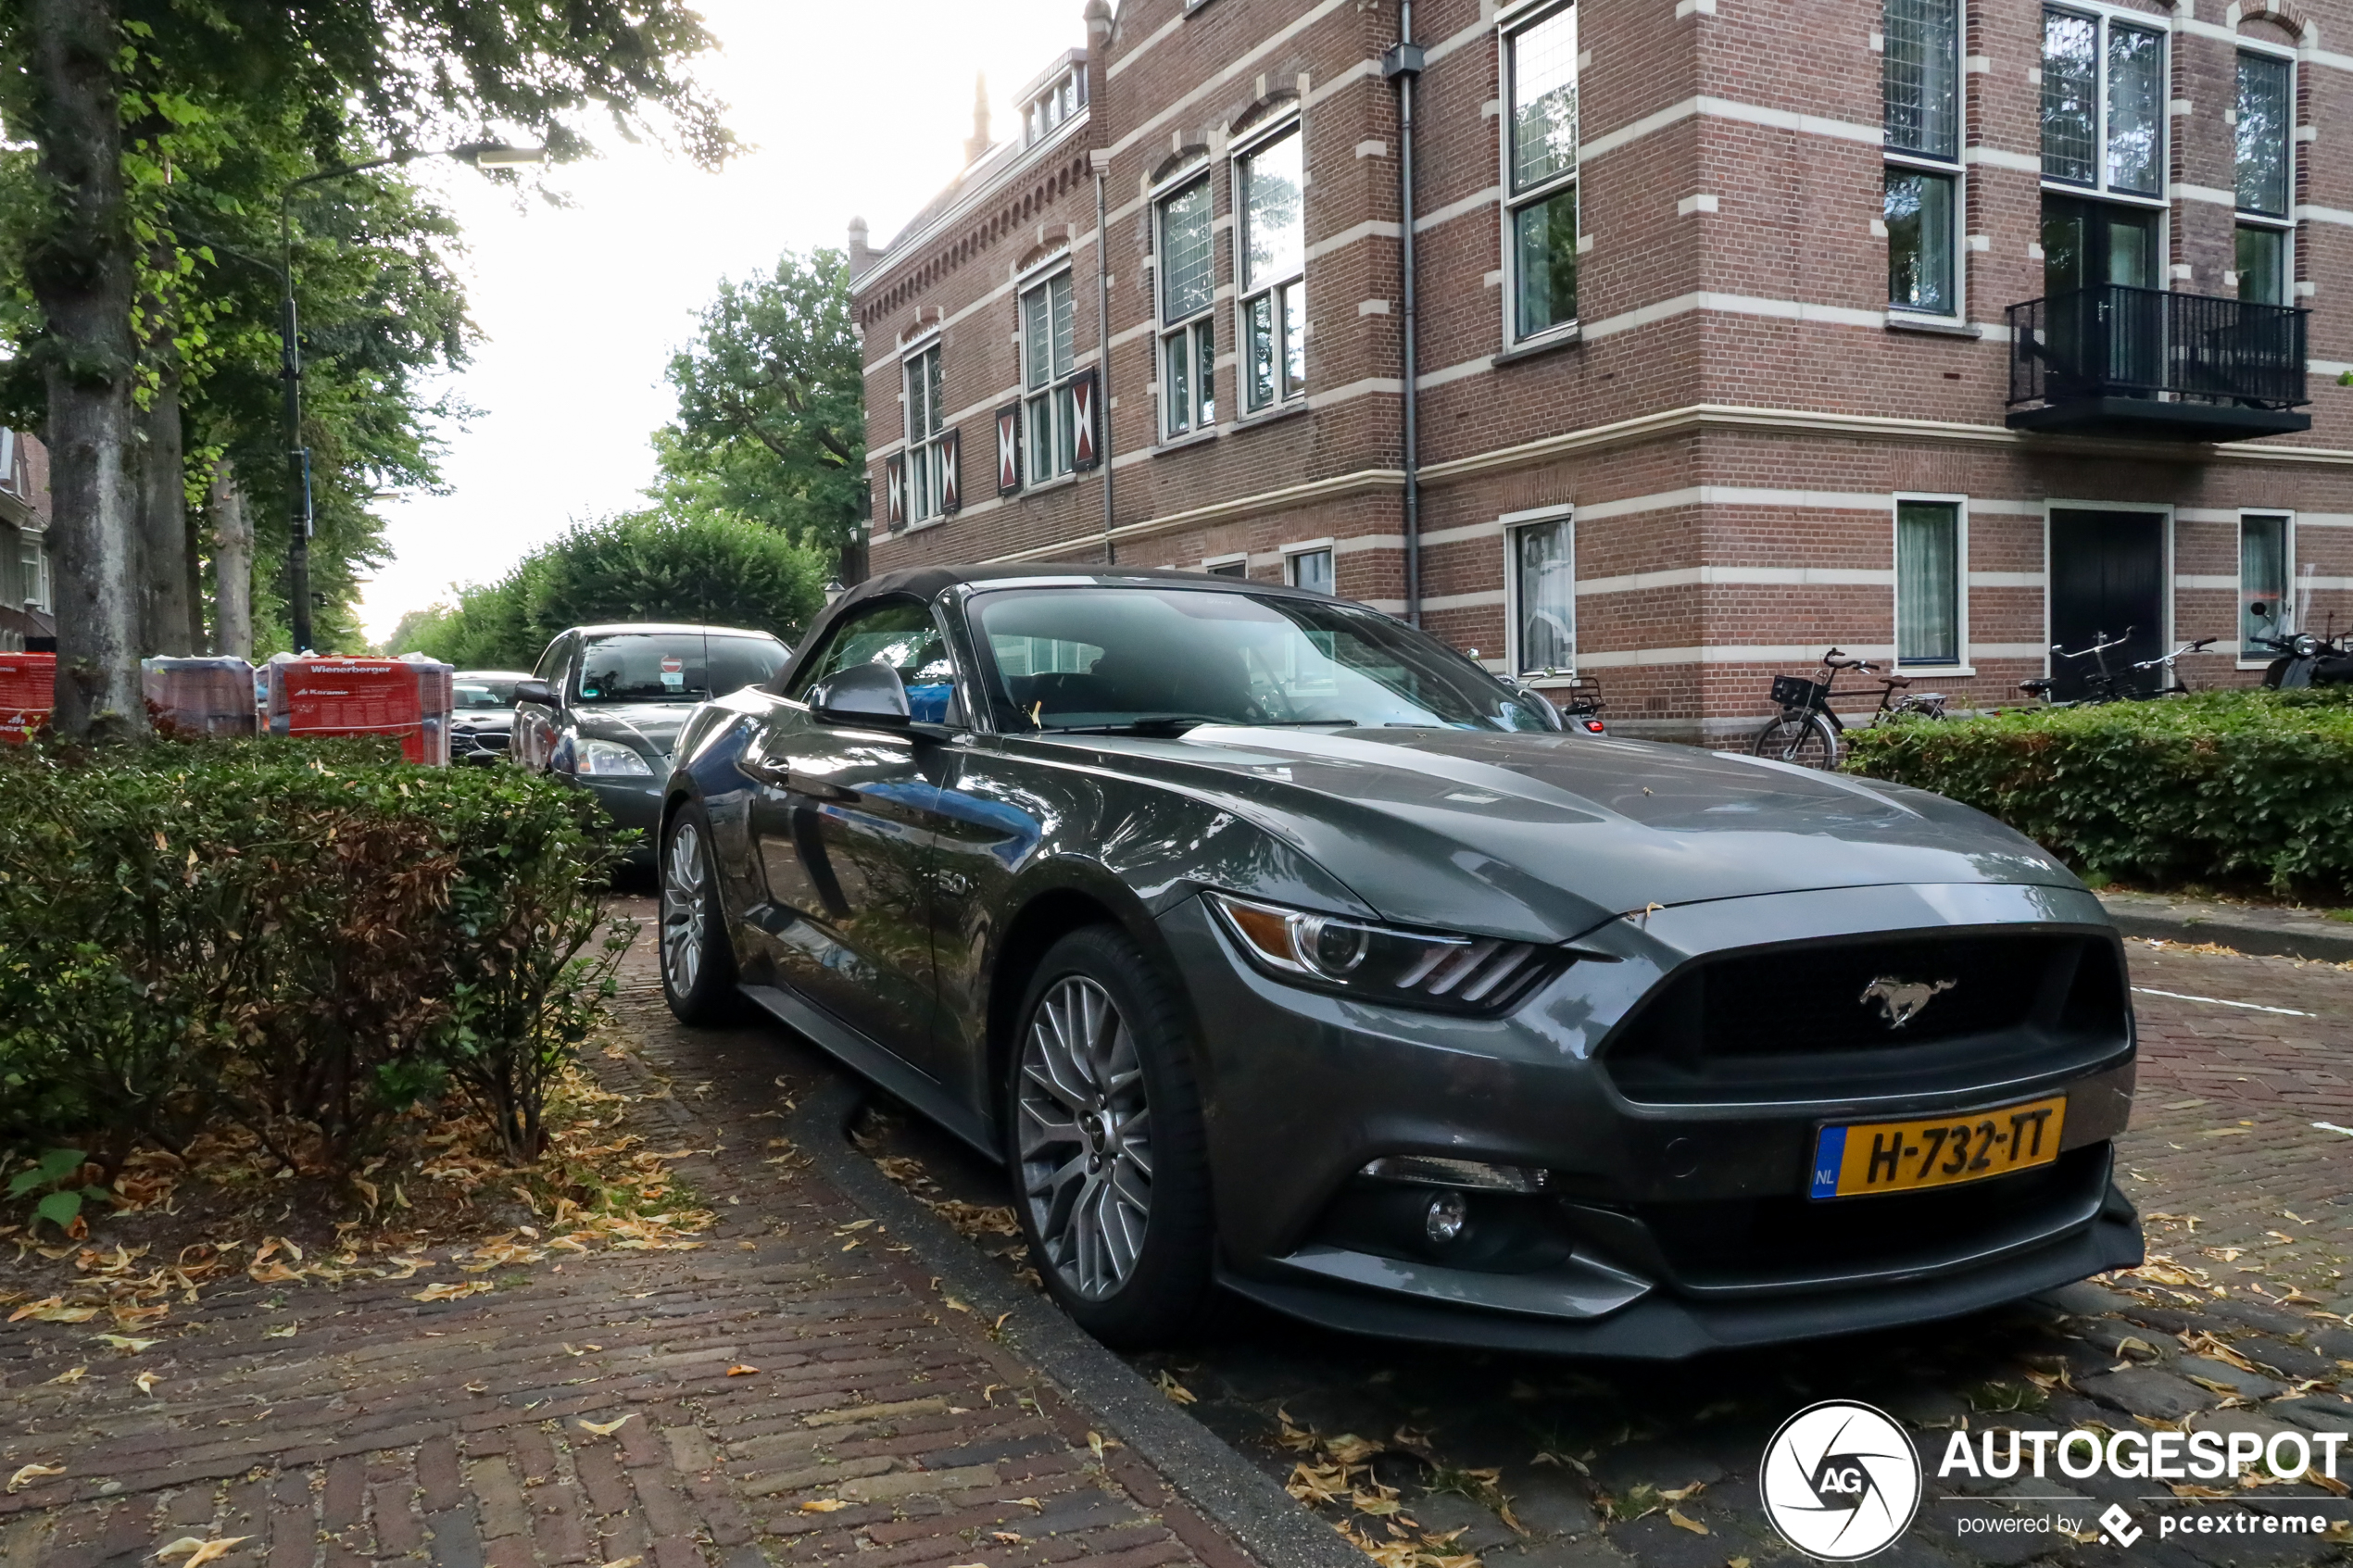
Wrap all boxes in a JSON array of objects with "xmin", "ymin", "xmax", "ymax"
[{"xmin": 278, "ymin": 142, "xmax": 543, "ymax": 654}]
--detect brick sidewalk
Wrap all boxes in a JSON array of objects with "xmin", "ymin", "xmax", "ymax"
[{"xmin": 0, "ymin": 960, "xmax": 1263, "ymax": 1568}]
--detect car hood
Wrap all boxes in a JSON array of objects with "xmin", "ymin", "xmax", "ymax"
[
  {"xmin": 451, "ymin": 711, "xmax": 514, "ymax": 732},
  {"xmin": 573, "ymin": 702, "xmax": 697, "ymax": 760},
  {"xmin": 1066, "ymin": 725, "xmax": 2081, "ymax": 945}
]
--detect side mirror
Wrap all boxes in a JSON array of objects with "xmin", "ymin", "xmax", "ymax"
[
  {"xmin": 2250, "ymin": 601, "xmax": 2273, "ymax": 621},
  {"xmin": 514, "ymin": 678, "xmax": 556, "ymax": 706},
  {"xmin": 810, "ymin": 662, "xmax": 912, "ymax": 726}
]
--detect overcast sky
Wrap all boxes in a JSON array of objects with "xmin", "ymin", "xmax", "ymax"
[{"xmin": 359, "ymin": 0, "xmax": 1084, "ymax": 643}]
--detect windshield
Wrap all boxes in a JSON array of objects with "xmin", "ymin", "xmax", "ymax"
[
  {"xmin": 969, "ymin": 586, "xmax": 1558, "ymax": 734},
  {"xmin": 575, "ymin": 633, "xmax": 787, "ymax": 704},
  {"xmin": 454, "ymin": 678, "xmax": 520, "ymax": 709}
]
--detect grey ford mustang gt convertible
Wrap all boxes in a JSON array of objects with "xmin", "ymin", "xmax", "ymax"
[{"xmin": 655, "ymin": 566, "xmax": 2140, "ymax": 1354}]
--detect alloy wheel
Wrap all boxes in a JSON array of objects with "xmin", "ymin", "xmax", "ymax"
[
  {"xmin": 1017, "ymin": 975, "xmax": 1153, "ymax": 1300},
  {"xmin": 662, "ymin": 821, "xmax": 707, "ymax": 997}
]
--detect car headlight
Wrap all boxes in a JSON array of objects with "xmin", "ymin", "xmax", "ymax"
[
  {"xmin": 571, "ymin": 738, "xmax": 653, "ymax": 777},
  {"xmin": 1203, "ymin": 890, "xmax": 1556, "ymax": 1012}
]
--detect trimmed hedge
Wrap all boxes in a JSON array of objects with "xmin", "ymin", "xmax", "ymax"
[
  {"xmin": 0, "ymin": 737, "xmax": 629, "ymax": 1171},
  {"xmin": 1842, "ymin": 689, "xmax": 2353, "ymax": 897}
]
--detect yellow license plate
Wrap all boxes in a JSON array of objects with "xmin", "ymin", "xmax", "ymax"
[{"xmin": 1808, "ymin": 1096, "xmax": 2067, "ymax": 1199}]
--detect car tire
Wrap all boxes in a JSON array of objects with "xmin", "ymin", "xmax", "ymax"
[
  {"xmin": 659, "ymin": 801, "xmax": 739, "ymax": 1025},
  {"xmin": 1005, "ymin": 925, "xmax": 1214, "ymax": 1348}
]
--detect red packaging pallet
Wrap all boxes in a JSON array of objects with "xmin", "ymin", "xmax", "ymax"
[
  {"xmin": 265, "ymin": 655, "xmax": 454, "ymax": 765},
  {"xmin": 143, "ymin": 656, "xmax": 259, "ymax": 737},
  {"xmin": 0, "ymin": 652, "xmax": 53, "ymax": 745}
]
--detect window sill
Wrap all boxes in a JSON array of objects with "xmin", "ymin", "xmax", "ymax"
[
  {"xmin": 900, "ymin": 516, "xmax": 950, "ymax": 535},
  {"xmin": 1894, "ymin": 665, "xmax": 1976, "ymax": 678},
  {"xmin": 1885, "ymin": 314, "xmax": 1980, "ymax": 339},
  {"xmin": 1231, "ymin": 399, "xmax": 1312, "ymax": 433},
  {"xmin": 1492, "ymin": 327, "xmax": 1582, "ymax": 367},
  {"xmin": 1152, "ymin": 427, "xmax": 1222, "ymax": 457},
  {"xmin": 1017, "ymin": 471, "xmax": 1082, "ymax": 498}
]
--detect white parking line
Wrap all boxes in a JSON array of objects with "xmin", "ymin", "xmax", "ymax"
[{"xmin": 2132, "ymin": 985, "xmax": 2314, "ymax": 1018}]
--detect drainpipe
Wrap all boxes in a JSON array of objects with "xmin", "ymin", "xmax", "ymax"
[
  {"xmin": 1383, "ymin": 7, "xmax": 1426, "ymax": 626},
  {"xmin": 1093, "ymin": 148, "xmax": 1115, "ymax": 565}
]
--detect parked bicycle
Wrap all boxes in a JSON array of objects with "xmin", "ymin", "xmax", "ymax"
[
  {"xmin": 2131, "ymin": 635, "xmax": 2218, "ymax": 696},
  {"xmin": 2018, "ymin": 627, "xmax": 2134, "ymax": 705},
  {"xmin": 1751, "ymin": 647, "xmax": 1947, "ymax": 770}
]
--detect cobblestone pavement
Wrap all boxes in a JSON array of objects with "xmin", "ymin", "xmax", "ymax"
[
  {"xmin": 0, "ymin": 909, "xmax": 1264, "ymax": 1568},
  {"xmin": 838, "ymin": 935, "xmax": 2353, "ymax": 1568}
]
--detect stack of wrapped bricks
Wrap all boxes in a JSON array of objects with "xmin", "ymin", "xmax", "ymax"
[{"xmin": 264, "ymin": 654, "xmax": 455, "ymax": 765}]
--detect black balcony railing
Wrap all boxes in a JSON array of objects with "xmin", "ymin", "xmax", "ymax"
[{"xmin": 2007, "ymin": 285, "xmax": 2309, "ymax": 420}]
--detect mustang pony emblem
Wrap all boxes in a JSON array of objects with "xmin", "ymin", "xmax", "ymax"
[{"xmin": 1859, "ymin": 976, "xmax": 1957, "ymax": 1029}]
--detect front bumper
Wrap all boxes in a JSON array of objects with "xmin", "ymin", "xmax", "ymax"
[
  {"xmin": 565, "ymin": 774, "xmax": 663, "ymax": 861},
  {"xmin": 1161, "ymin": 880, "xmax": 2141, "ymax": 1358}
]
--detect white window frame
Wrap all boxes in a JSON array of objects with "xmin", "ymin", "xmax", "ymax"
[
  {"xmin": 1893, "ymin": 493, "xmax": 1971, "ymax": 672},
  {"xmin": 2237, "ymin": 508, "xmax": 2296, "ymax": 667},
  {"xmin": 1017, "ymin": 261, "xmax": 1081, "ymax": 487},
  {"xmin": 1281, "ymin": 539, "xmax": 1336, "ymax": 595},
  {"xmin": 2229, "ymin": 41, "xmax": 2296, "ymax": 304},
  {"xmin": 1498, "ymin": 1, "xmax": 1581, "ymax": 348},
  {"xmin": 1155, "ymin": 167, "xmax": 1219, "ymax": 442},
  {"xmin": 901, "ymin": 340, "xmax": 949, "ymax": 526},
  {"xmin": 1024, "ymin": 65, "xmax": 1089, "ymax": 148},
  {"xmin": 1201, "ymin": 552, "xmax": 1250, "ymax": 577},
  {"xmin": 1504, "ymin": 511, "xmax": 1577, "ymax": 681},
  {"xmin": 1233, "ymin": 116, "xmax": 1307, "ymax": 415},
  {"xmin": 2038, "ymin": 3, "xmax": 2171, "ymax": 208},
  {"xmin": 1881, "ymin": 0, "xmax": 1966, "ymax": 323}
]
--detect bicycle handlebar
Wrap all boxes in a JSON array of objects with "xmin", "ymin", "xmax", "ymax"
[{"xmin": 2052, "ymin": 627, "xmax": 2133, "ymax": 661}]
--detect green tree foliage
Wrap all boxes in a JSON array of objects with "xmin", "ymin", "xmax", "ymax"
[
  {"xmin": 652, "ymin": 247, "xmax": 865, "ymax": 562},
  {"xmin": 391, "ymin": 510, "xmax": 829, "ymax": 670},
  {"xmin": 0, "ymin": 0, "xmax": 732, "ymax": 733}
]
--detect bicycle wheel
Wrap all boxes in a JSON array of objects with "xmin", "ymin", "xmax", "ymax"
[{"xmin": 1751, "ymin": 712, "xmax": 1840, "ymax": 770}]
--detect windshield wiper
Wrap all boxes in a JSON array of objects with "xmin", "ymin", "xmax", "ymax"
[{"xmin": 1039, "ymin": 715, "xmax": 1362, "ymax": 736}]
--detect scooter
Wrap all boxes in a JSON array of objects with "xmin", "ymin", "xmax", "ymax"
[{"xmin": 2246, "ymin": 602, "xmax": 2353, "ymax": 688}]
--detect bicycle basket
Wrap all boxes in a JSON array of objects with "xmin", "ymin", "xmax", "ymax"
[{"xmin": 1771, "ymin": 675, "xmax": 1827, "ymax": 711}]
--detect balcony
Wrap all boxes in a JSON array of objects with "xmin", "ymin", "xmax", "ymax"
[{"xmin": 2006, "ymin": 284, "xmax": 2311, "ymax": 442}]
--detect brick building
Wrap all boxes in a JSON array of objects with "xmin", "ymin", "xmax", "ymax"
[
  {"xmin": 849, "ymin": 0, "xmax": 2351, "ymax": 739},
  {"xmin": 0, "ymin": 429, "xmax": 55, "ymax": 652}
]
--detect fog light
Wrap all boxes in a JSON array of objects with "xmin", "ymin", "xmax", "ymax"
[{"xmin": 1424, "ymin": 1189, "xmax": 1468, "ymax": 1245}]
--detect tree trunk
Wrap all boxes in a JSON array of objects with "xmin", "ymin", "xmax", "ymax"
[
  {"xmin": 28, "ymin": 0, "xmax": 143, "ymax": 740},
  {"xmin": 136, "ymin": 371, "xmax": 194, "ymax": 656},
  {"xmin": 211, "ymin": 459, "xmax": 252, "ymax": 659}
]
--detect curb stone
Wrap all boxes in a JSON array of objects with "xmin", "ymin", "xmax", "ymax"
[
  {"xmin": 2098, "ymin": 891, "xmax": 2353, "ymax": 963},
  {"xmin": 786, "ymin": 1078, "xmax": 1369, "ymax": 1568}
]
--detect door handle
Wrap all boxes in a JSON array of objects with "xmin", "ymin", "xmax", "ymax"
[{"xmin": 739, "ymin": 751, "xmax": 790, "ymax": 788}]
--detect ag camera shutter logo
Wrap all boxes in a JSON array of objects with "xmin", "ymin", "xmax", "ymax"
[{"xmin": 1759, "ymin": 1400, "xmax": 1922, "ymax": 1560}]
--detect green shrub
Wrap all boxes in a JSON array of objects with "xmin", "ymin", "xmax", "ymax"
[
  {"xmin": 0, "ymin": 737, "xmax": 629, "ymax": 1178},
  {"xmin": 1843, "ymin": 689, "xmax": 2353, "ymax": 897}
]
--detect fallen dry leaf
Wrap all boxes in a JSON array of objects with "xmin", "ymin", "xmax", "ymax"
[
  {"xmin": 134, "ymin": 1371, "xmax": 161, "ymax": 1396},
  {"xmin": 798, "ymin": 1499, "xmax": 850, "ymax": 1513},
  {"xmin": 263, "ymin": 1323, "xmax": 296, "ymax": 1339},
  {"xmin": 1667, "ymin": 1509, "xmax": 1710, "ymax": 1536},
  {"xmin": 94, "ymin": 1334, "xmax": 160, "ymax": 1352},
  {"xmin": 575, "ymin": 1415, "xmax": 635, "ymax": 1437},
  {"xmin": 412, "ymin": 1282, "xmax": 492, "ymax": 1303},
  {"xmin": 1660, "ymin": 1482, "xmax": 1708, "ymax": 1502},
  {"xmin": 2171, "ymin": 1484, "xmax": 2234, "ymax": 1499},
  {"xmin": 598, "ymin": 1559, "xmax": 642, "ymax": 1568},
  {"xmin": 1156, "ymin": 1370, "xmax": 1198, "ymax": 1404},
  {"xmin": 155, "ymin": 1537, "xmax": 251, "ymax": 1568},
  {"xmin": 2307, "ymin": 1469, "xmax": 2351, "ymax": 1498},
  {"xmin": 725, "ymin": 1365, "xmax": 759, "ymax": 1377},
  {"xmin": 6, "ymin": 1463, "xmax": 65, "ymax": 1493},
  {"xmin": 45, "ymin": 1365, "xmax": 88, "ymax": 1386}
]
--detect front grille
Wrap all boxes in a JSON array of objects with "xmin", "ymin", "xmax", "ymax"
[
  {"xmin": 1601, "ymin": 930, "xmax": 2129, "ymax": 1102},
  {"xmin": 1612, "ymin": 1145, "xmax": 2112, "ymax": 1293},
  {"xmin": 453, "ymin": 729, "xmax": 510, "ymax": 753}
]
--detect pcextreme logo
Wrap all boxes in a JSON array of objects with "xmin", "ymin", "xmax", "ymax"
[{"xmin": 1759, "ymin": 1401, "xmax": 1923, "ymax": 1561}]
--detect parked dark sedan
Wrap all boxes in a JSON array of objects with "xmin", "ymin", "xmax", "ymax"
[
  {"xmin": 655, "ymin": 568, "xmax": 2140, "ymax": 1353},
  {"xmin": 514, "ymin": 623, "xmax": 790, "ymax": 859},
  {"xmin": 450, "ymin": 671, "xmax": 533, "ymax": 765}
]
